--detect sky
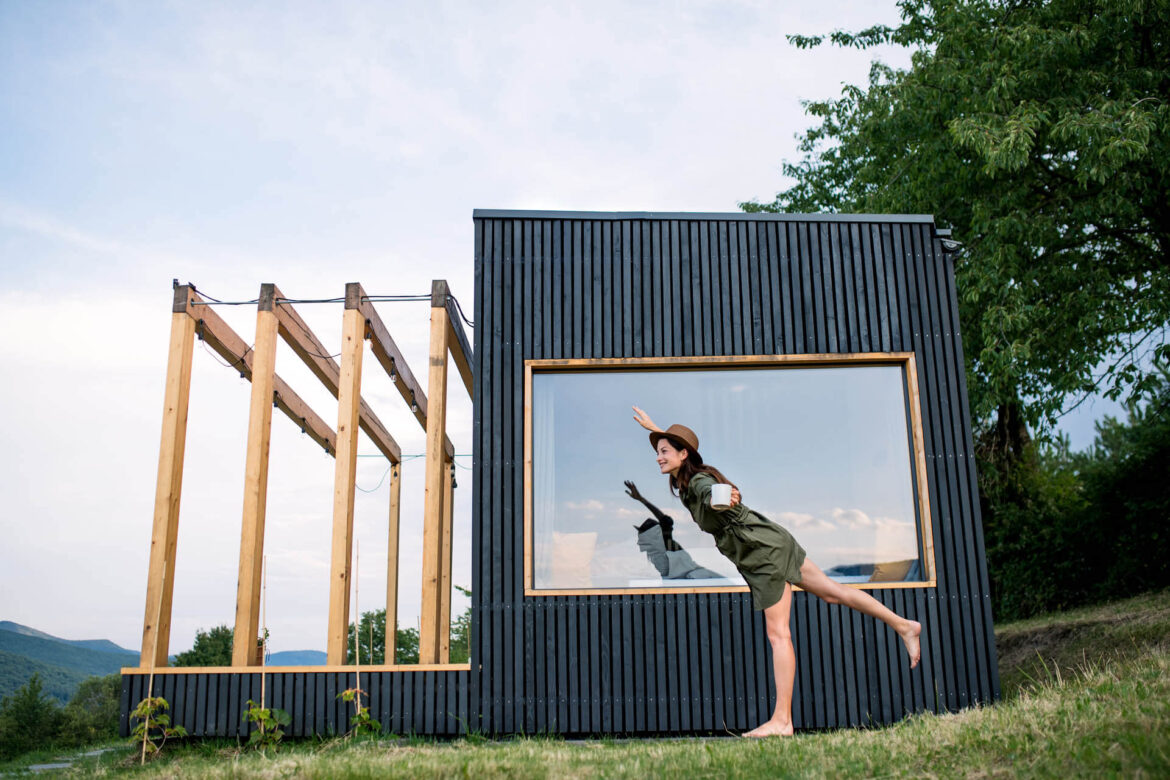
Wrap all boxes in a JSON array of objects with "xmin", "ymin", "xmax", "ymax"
[{"xmin": 0, "ymin": 1, "xmax": 1120, "ymax": 657}]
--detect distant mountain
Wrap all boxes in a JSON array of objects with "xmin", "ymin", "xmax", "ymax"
[
  {"xmin": 267, "ymin": 650, "xmax": 326, "ymax": 666},
  {"xmin": 0, "ymin": 621, "xmax": 137, "ymax": 655},
  {"xmin": 0, "ymin": 650, "xmax": 92, "ymax": 704},
  {"xmin": 0, "ymin": 622, "xmax": 138, "ymax": 703}
]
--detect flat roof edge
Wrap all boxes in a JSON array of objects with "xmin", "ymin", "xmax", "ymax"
[{"xmin": 473, "ymin": 209, "xmax": 936, "ymax": 224}]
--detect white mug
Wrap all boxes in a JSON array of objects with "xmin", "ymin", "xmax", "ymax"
[{"xmin": 710, "ymin": 483, "xmax": 732, "ymax": 511}]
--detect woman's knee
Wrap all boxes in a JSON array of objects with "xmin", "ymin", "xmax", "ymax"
[{"xmin": 766, "ymin": 620, "xmax": 792, "ymax": 646}]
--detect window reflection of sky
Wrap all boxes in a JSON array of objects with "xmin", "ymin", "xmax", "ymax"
[{"xmin": 532, "ymin": 365, "xmax": 921, "ymax": 589}]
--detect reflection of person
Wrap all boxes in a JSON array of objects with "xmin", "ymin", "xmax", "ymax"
[
  {"xmin": 623, "ymin": 480, "xmax": 720, "ymax": 579},
  {"xmin": 632, "ymin": 405, "xmax": 922, "ymax": 738}
]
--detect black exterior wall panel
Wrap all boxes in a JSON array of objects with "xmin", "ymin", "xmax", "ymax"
[
  {"xmin": 474, "ymin": 210, "xmax": 997, "ymax": 736},
  {"xmin": 119, "ymin": 670, "xmax": 469, "ymax": 739}
]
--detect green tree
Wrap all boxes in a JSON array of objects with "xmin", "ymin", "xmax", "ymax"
[
  {"xmin": 347, "ymin": 594, "xmax": 470, "ymax": 665},
  {"xmin": 346, "ymin": 608, "xmax": 422, "ymax": 665},
  {"xmin": 449, "ymin": 585, "xmax": 472, "ymax": 664},
  {"xmin": 59, "ymin": 674, "xmax": 120, "ymax": 747},
  {"xmin": 0, "ymin": 674, "xmax": 63, "ymax": 759},
  {"xmin": 981, "ymin": 373, "xmax": 1170, "ymax": 619},
  {"xmin": 172, "ymin": 625, "xmax": 233, "ymax": 667},
  {"xmin": 347, "ymin": 609, "xmax": 387, "ymax": 664},
  {"xmin": 744, "ymin": 0, "xmax": 1170, "ymax": 447},
  {"xmin": 1070, "ymin": 374, "xmax": 1170, "ymax": 601}
]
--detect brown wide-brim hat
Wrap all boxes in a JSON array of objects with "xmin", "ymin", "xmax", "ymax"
[{"xmin": 649, "ymin": 424, "xmax": 700, "ymax": 456}]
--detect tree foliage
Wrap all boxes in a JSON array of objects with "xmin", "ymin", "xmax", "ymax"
[
  {"xmin": 745, "ymin": 0, "xmax": 1170, "ymax": 436},
  {"xmin": 347, "ymin": 590, "xmax": 472, "ymax": 665},
  {"xmin": 60, "ymin": 674, "xmax": 120, "ymax": 746},
  {"xmin": 981, "ymin": 371, "xmax": 1170, "ymax": 619},
  {"xmin": 0, "ymin": 674, "xmax": 62, "ymax": 759},
  {"xmin": 172, "ymin": 625, "xmax": 233, "ymax": 667}
]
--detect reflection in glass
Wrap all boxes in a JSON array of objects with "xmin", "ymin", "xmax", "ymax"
[{"xmin": 531, "ymin": 364, "xmax": 926, "ymax": 590}]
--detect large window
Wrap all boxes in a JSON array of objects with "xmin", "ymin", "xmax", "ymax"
[{"xmin": 524, "ymin": 354, "xmax": 936, "ymax": 595}]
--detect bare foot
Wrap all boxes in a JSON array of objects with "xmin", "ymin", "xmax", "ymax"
[
  {"xmin": 899, "ymin": 620, "xmax": 922, "ymax": 668},
  {"xmin": 742, "ymin": 719, "xmax": 794, "ymax": 738}
]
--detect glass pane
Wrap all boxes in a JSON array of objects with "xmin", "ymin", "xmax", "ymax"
[{"xmin": 531, "ymin": 364, "xmax": 925, "ymax": 590}]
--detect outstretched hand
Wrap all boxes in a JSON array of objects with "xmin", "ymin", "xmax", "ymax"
[
  {"xmin": 632, "ymin": 405, "xmax": 661, "ymax": 433},
  {"xmin": 623, "ymin": 480, "xmax": 643, "ymax": 501}
]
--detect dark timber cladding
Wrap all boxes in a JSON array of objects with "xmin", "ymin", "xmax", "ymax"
[
  {"xmin": 472, "ymin": 210, "xmax": 999, "ymax": 735},
  {"xmin": 120, "ymin": 670, "xmax": 468, "ymax": 737}
]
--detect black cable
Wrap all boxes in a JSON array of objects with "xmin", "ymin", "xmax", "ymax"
[
  {"xmin": 447, "ymin": 293, "xmax": 475, "ymax": 329},
  {"xmin": 189, "ymin": 293, "xmax": 434, "ymax": 306}
]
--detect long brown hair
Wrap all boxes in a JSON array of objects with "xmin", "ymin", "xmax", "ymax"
[{"xmin": 666, "ymin": 443, "xmax": 736, "ymax": 497}]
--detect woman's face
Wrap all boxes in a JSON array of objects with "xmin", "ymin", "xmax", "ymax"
[{"xmin": 656, "ymin": 438, "xmax": 688, "ymax": 476}]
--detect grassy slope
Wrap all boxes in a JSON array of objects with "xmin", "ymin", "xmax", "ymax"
[
  {"xmin": 27, "ymin": 590, "xmax": 1170, "ymax": 778},
  {"xmin": 995, "ymin": 588, "xmax": 1170, "ymax": 699}
]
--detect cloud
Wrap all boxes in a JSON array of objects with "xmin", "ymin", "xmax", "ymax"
[
  {"xmin": 564, "ymin": 499, "xmax": 605, "ymax": 513},
  {"xmin": 831, "ymin": 507, "xmax": 873, "ymax": 529},
  {"xmin": 776, "ymin": 511, "xmax": 835, "ymax": 531}
]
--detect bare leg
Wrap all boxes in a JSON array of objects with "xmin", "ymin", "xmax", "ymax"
[
  {"xmin": 798, "ymin": 559, "xmax": 922, "ymax": 668},
  {"xmin": 743, "ymin": 584, "xmax": 795, "ymax": 737}
]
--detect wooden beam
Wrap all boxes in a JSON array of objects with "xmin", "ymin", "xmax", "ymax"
[
  {"xmin": 326, "ymin": 302, "xmax": 366, "ymax": 665},
  {"xmin": 231, "ymin": 284, "xmax": 279, "ymax": 667},
  {"xmin": 190, "ymin": 297, "xmax": 337, "ymax": 456},
  {"xmin": 354, "ymin": 292, "xmax": 455, "ymax": 460},
  {"xmin": 418, "ymin": 287, "xmax": 450, "ymax": 664},
  {"xmin": 438, "ymin": 458, "xmax": 454, "ymax": 663},
  {"xmin": 272, "ymin": 285, "xmax": 401, "ymax": 463},
  {"xmin": 123, "ymin": 663, "xmax": 472, "ymax": 674},
  {"xmin": 140, "ymin": 285, "xmax": 197, "ymax": 666},
  {"xmin": 384, "ymin": 463, "xmax": 401, "ymax": 665},
  {"xmin": 443, "ymin": 296, "xmax": 474, "ymax": 400}
]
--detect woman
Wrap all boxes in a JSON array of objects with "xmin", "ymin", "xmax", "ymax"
[{"xmin": 632, "ymin": 406, "xmax": 922, "ymax": 738}]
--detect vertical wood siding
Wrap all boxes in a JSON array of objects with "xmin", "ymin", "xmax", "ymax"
[
  {"xmin": 473, "ymin": 212, "xmax": 1000, "ymax": 735},
  {"xmin": 119, "ymin": 670, "xmax": 469, "ymax": 738}
]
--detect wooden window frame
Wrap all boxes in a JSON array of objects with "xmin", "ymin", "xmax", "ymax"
[{"xmin": 523, "ymin": 352, "xmax": 938, "ymax": 597}]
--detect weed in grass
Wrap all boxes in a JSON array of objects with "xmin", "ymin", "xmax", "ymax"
[
  {"xmin": 129, "ymin": 695, "xmax": 187, "ymax": 761},
  {"xmin": 242, "ymin": 698, "xmax": 291, "ymax": 750}
]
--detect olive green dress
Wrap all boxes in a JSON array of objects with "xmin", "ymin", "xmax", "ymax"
[{"xmin": 681, "ymin": 472, "xmax": 807, "ymax": 611}]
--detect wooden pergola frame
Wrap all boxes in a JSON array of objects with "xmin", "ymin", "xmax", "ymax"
[{"xmin": 138, "ymin": 281, "xmax": 472, "ymax": 670}]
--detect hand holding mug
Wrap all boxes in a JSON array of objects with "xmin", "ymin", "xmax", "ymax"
[{"xmin": 710, "ymin": 484, "xmax": 741, "ymax": 511}]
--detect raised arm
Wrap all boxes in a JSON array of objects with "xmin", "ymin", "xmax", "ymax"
[
  {"xmin": 631, "ymin": 405, "xmax": 663, "ymax": 434},
  {"xmin": 624, "ymin": 480, "xmax": 672, "ymax": 525}
]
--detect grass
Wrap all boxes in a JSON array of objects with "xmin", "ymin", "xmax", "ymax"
[
  {"xmin": 7, "ymin": 589, "xmax": 1169, "ymax": 778},
  {"xmin": 995, "ymin": 588, "xmax": 1170, "ymax": 699}
]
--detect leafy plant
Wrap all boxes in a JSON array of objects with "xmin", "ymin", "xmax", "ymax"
[
  {"xmin": 0, "ymin": 674, "xmax": 63, "ymax": 760},
  {"xmin": 129, "ymin": 695, "xmax": 187, "ymax": 758},
  {"xmin": 338, "ymin": 687, "xmax": 380, "ymax": 737},
  {"xmin": 242, "ymin": 698, "xmax": 290, "ymax": 749}
]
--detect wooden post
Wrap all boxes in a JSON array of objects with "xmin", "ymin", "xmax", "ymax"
[
  {"xmin": 232, "ymin": 284, "xmax": 279, "ymax": 666},
  {"xmin": 419, "ymin": 281, "xmax": 450, "ymax": 663},
  {"xmin": 140, "ymin": 285, "xmax": 197, "ymax": 666},
  {"xmin": 438, "ymin": 458, "xmax": 454, "ymax": 662},
  {"xmin": 326, "ymin": 284, "xmax": 366, "ymax": 665},
  {"xmin": 384, "ymin": 463, "xmax": 401, "ymax": 665}
]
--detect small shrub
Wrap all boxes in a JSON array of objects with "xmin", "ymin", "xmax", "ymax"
[
  {"xmin": 338, "ymin": 687, "xmax": 380, "ymax": 737},
  {"xmin": 242, "ymin": 699, "xmax": 291, "ymax": 750},
  {"xmin": 129, "ymin": 696, "xmax": 187, "ymax": 758}
]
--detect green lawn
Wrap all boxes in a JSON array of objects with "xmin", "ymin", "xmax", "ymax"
[{"xmin": 12, "ymin": 590, "xmax": 1170, "ymax": 778}]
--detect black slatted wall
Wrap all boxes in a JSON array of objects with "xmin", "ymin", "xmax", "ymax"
[
  {"xmin": 119, "ymin": 670, "xmax": 468, "ymax": 738},
  {"xmin": 471, "ymin": 210, "xmax": 1000, "ymax": 735}
]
